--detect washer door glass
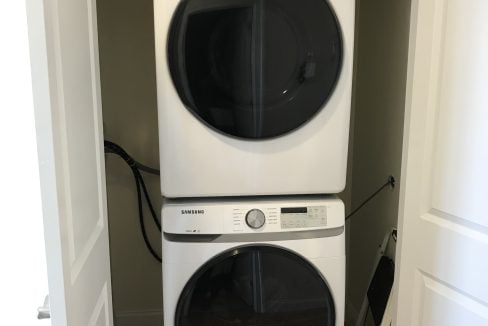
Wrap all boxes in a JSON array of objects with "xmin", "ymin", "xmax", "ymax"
[
  {"xmin": 168, "ymin": 0, "xmax": 343, "ymax": 139},
  {"xmin": 175, "ymin": 246, "xmax": 335, "ymax": 326}
]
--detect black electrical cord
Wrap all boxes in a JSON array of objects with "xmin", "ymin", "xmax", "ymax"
[
  {"xmin": 346, "ymin": 175, "xmax": 396, "ymax": 221},
  {"xmin": 104, "ymin": 140, "xmax": 162, "ymax": 263},
  {"xmin": 136, "ymin": 162, "xmax": 160, "ymax": 176},
  {"xmin": 104, "ymin": 140, "xmax": 160, "ymax": 175},
  {"xmin": 134, "ymin": 172, "xmax": 162, "ymax": 263},
  {"xmin": 104, "ymin": 140, "xmax": 161, "ymax": 231},
  {"xmin": 134, "ymin": 167, "xmax": 161, "ymax": 231}
]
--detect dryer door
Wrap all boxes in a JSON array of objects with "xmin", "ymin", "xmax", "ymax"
[
  {"xmin": 167, "ymin": 0, "xmax": 343, "ymax": 139},
  {"xmin": 175, "ymin": 246, "xmax": 335, "ymax": 325}
]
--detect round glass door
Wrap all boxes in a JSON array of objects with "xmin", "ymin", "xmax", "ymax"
[
  {"xmin": 168, "ymin": 0, "xmax": 343, "ymax": 139},
  {"xmin": 176, "ymin": 246, "xmax": 335, "ymax": 326}
]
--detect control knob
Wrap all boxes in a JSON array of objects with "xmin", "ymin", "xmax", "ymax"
[{"xmin": 245, "ymin": 209, "xmax": 266, "ymax": 229}]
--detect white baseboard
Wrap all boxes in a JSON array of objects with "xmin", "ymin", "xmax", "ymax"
[{"xmin": 115, "ymin": 309, "xmax": 163, "ymax": 326}]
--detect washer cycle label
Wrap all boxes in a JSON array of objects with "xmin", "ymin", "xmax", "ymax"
[{"xmin": 280, "ymin": 206, "xmax": 327, "ymax": 229}]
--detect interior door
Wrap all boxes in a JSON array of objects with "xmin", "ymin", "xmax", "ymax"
[
  {"xmin": 26, "ymin": 0, "xmax": 114, "ymax": 325},
  {"xmin": 395, "ymin": 0, "xmax": 488, "ymax": 325}
]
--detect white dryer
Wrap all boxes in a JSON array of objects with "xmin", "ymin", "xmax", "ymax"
[
  {"xmin": 154, "ymin": 0, "xmax": 355, "ymax": 197},
  {"xmin": 162, "ymin": 196, "xmax": 345, "ymax": 326}
]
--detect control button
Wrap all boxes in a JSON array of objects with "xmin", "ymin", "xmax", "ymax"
[{"xmin": 245, "ymin": 209, "xmax": 266, "ymax": 229}]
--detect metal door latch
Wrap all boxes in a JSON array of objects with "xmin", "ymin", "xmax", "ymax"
[{"xmin": 37, "ymin": 295, "xmax": 50, "ymax": 320}]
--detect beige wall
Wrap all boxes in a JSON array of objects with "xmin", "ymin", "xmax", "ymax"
[
  {"xmin": 96, "ymin": 1, "xmax": 162, "ymax": 325},
  {"xmin": 346, "ymin": 0, "xmax": 411, "ymax": 322}
]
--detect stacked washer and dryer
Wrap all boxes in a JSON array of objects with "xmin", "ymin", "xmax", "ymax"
[{"xmin": 154, "ymin": 0, "xmax": 355, "ymax": 324}]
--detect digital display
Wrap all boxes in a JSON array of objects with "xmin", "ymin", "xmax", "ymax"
[
  {"xmin": 280, "ymin": 206, "xmax": 327, "ymax": 229},
  {"xmin": 281, "ymin": 207, "xmax": 308, "ymax": 214}
]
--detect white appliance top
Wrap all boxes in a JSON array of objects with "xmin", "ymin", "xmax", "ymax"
[{"xmin": 162, "ymin": 196, "xmax": 344, "ymax": 235}]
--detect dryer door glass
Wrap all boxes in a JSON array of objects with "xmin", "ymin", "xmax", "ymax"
[
  {"xmin": 167, "ymin": 0, "xmax": 343, "ymax": 139},
  {"xmin": 175, "ymin": 246, "xmax": 335, "ymax": 326}
]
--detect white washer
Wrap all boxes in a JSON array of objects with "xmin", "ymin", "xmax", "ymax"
[
  {"xmin": 162, "ymin": 196, "xmax": 345, "ymax": 326},
  {"xmin": 154, "ymin": 0, "xmax": 355, "ymax": 197}
]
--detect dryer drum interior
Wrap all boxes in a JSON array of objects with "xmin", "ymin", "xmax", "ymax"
[
  {"xmin": 168, "ymin": 0, "xmax": 343, "ymax": 139},
  {"xmin": 176, "ymin": 246, "xmax": 335, "ymax": 325}
]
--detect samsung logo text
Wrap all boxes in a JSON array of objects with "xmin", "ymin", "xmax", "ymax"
[{"xmin": 181, "ymin": 209, "xmax": 205, "ymax": 215}]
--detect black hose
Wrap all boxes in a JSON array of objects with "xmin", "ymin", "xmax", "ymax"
[
  {"xmin": 104, "ymin": 140, "xmax": 162, "ymax": 263},
  {"xmin": 134, "ymin": 168, "xmax": 161, "ymax": 231},
  {"xmin": 134, "ymin": 171, "xmax": 162, "ymax": 263},
  {"xmin": 104, "ymin": 140, "xmax": 161, "ymax": 231}
]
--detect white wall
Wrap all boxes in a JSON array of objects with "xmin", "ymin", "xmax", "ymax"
[
  {"xmin": 346, "ymin": 0, "xmax": 411, "ymax": 323},
  {"xmin": 96, "ymin": 1, "xmax": 162, "ymax": 325},
  {"xmin": 0, "ymin": 2, "xmax": 50, "ymax": 325}
]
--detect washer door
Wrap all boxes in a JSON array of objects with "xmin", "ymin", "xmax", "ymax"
[
  {"xmin": 168, "ymin": 0, "xmax": 343, "ymax": 139},
  {"xmin": 175, "ymin": 246, "xmax": 335, "ymax": 325}
]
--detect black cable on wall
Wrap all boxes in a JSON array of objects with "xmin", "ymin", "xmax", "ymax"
[
  {"xmin": 346, "ymin": 175, "xmax": 396, "ymax": 221},
  {"xmin": 104, "ymin": 140, "xmax": 162, "ymax": 263}
]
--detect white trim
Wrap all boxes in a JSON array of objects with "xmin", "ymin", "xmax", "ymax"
[
  {"xmin": 26, "ymin": 0, "xmax": 69, "ymax": 324},
  {"xmin": 392, "ymin": 0, "xmax": 421, "ymax": 322}
]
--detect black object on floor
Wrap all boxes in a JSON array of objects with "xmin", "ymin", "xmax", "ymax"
[{"xmin": 367, "ymin": 256, "xmax": 394, "ymax": 325}]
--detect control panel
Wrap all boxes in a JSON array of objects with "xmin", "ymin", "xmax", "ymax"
[
  {"xmin": 162, "ymin": 197, "xmax": 344, "ymax": 235},
  {"xmin": 280, "ymin": 206, "xmax": 327, "ymax": 229},
  {"xmin": 230, "ymin": 206, "xmax": 327, "ymax": 232}
]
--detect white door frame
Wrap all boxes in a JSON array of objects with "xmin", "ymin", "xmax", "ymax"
[
  {"xmin": 26, "ymin": 0, "xmax": 114, "ymax": 325},
  {"xmin": 27, "ymin": 0, "xmax": 69, "ymax": 323}
]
